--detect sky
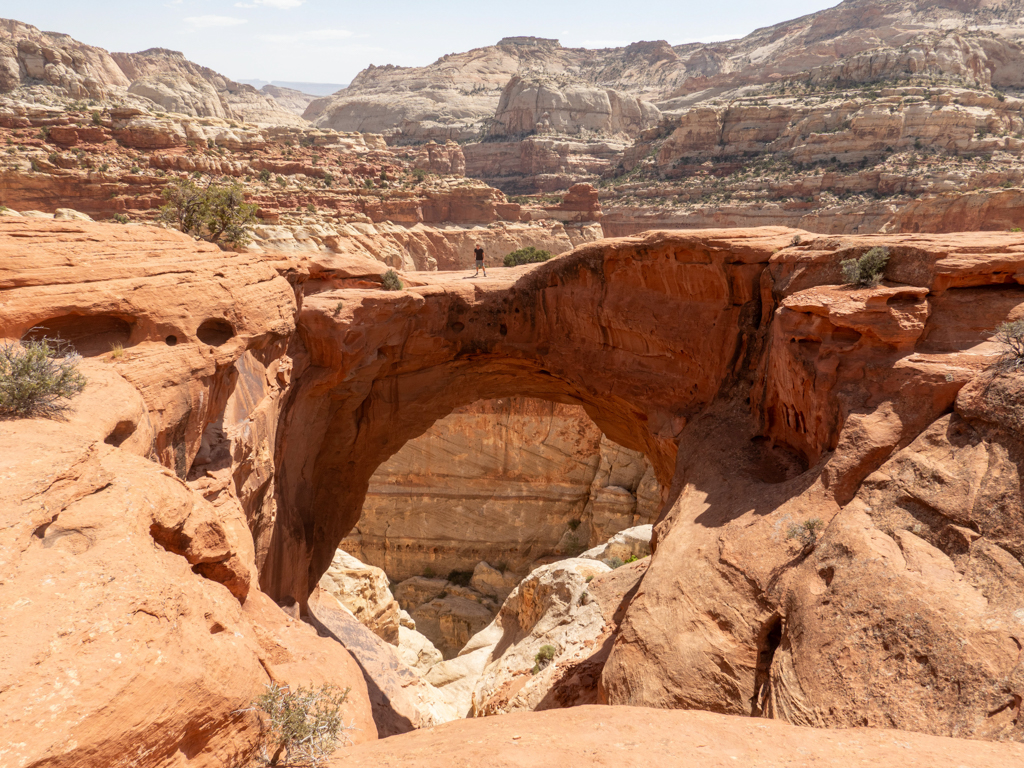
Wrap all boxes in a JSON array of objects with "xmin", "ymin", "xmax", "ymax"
[{"xmin": 2, "ymin": 0, "xmax": 842, "ymax": 85}]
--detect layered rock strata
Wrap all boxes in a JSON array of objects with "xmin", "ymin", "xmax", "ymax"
[{"xmin": 344, "ymin": 396, "xmax": 658, "ymax": 582}]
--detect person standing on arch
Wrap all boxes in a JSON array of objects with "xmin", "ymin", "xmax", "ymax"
[{"xmin": 473, "ymin": 242, "xmax": 487, "ymax": 277}]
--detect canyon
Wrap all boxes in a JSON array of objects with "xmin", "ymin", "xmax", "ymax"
[{"xmin": 2, "ymin": 1, "xmax": 1024, "ymax": 766}]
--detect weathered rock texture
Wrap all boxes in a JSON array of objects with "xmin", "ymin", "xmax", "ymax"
[
  {"xmin": 268, "ymin": 227, "xmax": 1024, "ymax": 744},
  {"xmin": 0, "ymin": 219, "xmax": 376, "ymax": 767},
  {"xmin": 5, "ymin": 218, "xmax": 1024, "ymax": 757},
  {"xmin": 343, "ymin": 397, "xmax": 659, "ymax": 581},
  {"xmin": 340, "ymin": 705, "xmax": 1024, "ymax": 768}
]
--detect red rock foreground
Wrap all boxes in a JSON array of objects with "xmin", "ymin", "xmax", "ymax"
[
  {"xmin": 339, "ymin": 705, "xmax": 1024, "ymax": 768},
  {"xmin": 2, "ymin": 218, "xmax": 1023, "ymax": 764}
]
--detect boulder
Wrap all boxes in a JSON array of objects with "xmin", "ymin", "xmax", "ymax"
[{"xmin": 318, "ymin": 549, "xmax": 401, "ymax": 645}]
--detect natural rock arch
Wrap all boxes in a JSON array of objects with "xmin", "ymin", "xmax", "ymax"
[{"xmin": 264, "ymin": 229, "xmax": 789, "ymax": 604}]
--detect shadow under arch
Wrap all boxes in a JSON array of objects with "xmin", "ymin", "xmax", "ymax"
[{"xmin": 262, "ymin": 229, "xmax": 792, "ymax": 605}]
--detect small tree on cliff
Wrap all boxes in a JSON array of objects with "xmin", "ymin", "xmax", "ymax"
[
  {"xmin": 840, "ymin": 247, "xmax": 889, "ymax": 287},
  {"xmin": 159, "ymin": 178, "xmax": 257, "ymax": 249},
  {"xmin": 0, "ymin": 337, "xmax": 86, "ymax": 418},
  {"xmin": 250, "ymin": 682, "xmax": 353, "ymax": 766}
]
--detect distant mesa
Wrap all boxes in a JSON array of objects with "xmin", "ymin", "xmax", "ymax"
[{"xmin": 239, "ymin": 79, "xmax": 349, "ymax": 96}]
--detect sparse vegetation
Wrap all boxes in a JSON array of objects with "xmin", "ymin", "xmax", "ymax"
[
  {"xmin": 112, "ymin": 213, "xmax": 129, "ymax": 224},
  {"xmin": 109, "ymin": 342, "xmax": 125, "ymax": 359},
  {"xmin": 503, "ymin": 246, "xmax": 552, "ymax": 268},
  {"xmin": 994, "ymin": 318, "xmax": 1024, "ymax": 367},
  {"xmin": 381, "ymin": 269, "xmax": 403, "ymax": 291},
  {"xmin": 786, "ymin": 517, "xmax": 825, "ymax": 547},
  {"xmin": 159, "ymin": 179, "xmax": 257, "ymax": 249},
  {"xmin": 0, "ymin": 337, "xmax": 86, "ymax": 418},
  {"xmin": 249, "ymin": 682, "xmax": 352, "ymax": 767},
  {"xmin": 259, "ymin": 169, "xmax": 272, "ymax": 183},
  {"xmin": 841, "ymin": 246, "xmax": 889, "ymax": 287},
  {"xmin": 332, "ymin": 301, "xmax": 343, "ymax": 317},
  {"xmin": 532, "ymin": 644, "xmax": 557, "ymax": 674}
]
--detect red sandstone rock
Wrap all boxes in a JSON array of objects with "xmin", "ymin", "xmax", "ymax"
[{"xmin": 336, "ymin": 705, "xmax": 1024, "ymax": 768}]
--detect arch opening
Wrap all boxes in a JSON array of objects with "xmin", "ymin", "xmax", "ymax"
[{"xmin": 332, "ymin": 395, "xmax": 661, "ymax": 657}]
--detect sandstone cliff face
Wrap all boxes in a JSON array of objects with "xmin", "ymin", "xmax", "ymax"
[
  {"xmin": 112, "ymin": 48, "xmax": 303, "ymax": 126},
  {"xmin": 343, "ymin": 397, "xmax": 658, "ymax": 582},
  {"xmin": 0, "ymin": 20, "xmax": 301, "ymax": 126},
  {"xmin": 489, "ymin": 75, "xmax": 660, "ymax": 139}
]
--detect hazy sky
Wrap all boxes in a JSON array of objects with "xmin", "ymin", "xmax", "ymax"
[{"xmin": 3, "ymin": 0, "xmax": 841, "ymax": 84}]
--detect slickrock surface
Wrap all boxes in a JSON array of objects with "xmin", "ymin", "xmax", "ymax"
[
  {"xmin": 0, "ymin": 219, "xmax": 377, "ymax": 767},
  {"xmin": 337, "ymin": 705, "xmax": 1024, "ymax": 768}
]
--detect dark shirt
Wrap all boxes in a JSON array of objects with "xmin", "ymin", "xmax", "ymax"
[{"xmin": 474, "ymin": 247, "xmax": 484, "ymax": 261}]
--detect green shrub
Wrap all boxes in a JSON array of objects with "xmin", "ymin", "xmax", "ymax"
[
  {"xmin": 112, "ymin": 213, "xmax": 129, "ymax": 224},
  {"xmin": 323, "ymin": 173, "xmax": 334, "ymax": 187},
  {"xmin": 259, "ymin": 169, "xmax": 272, "ymax": 183},
  {"xmin": 332, "ymin": 301, "xmax": 343, "ymax": 317},
  {"xmin": 251, "ymin": 682, "xmax": 352, "ymax": 767},
  {"xmin": 129, "ymin": 166, "xmax": 141, "ymax": 174},
  {"xmin": 159, "ymin": 179, "xmax": 257, "ymax": 248},
  {"xmin": 411, "ymin": 168, "xmax": 427, "ymax": 182},
  {"xmin": 532, "ymin": 644, "xmax": 557, "ymax": 674},
  {"xmin": 0, "ymin": 338, "xmax": 86, "ymax": 418},
  {"xmin": 504, "ymin": 246, "xmax": 552, "ymax": 268},
  {"xmin": 91, "ymin": 110, "xmax": 101, "ymax": 125},
  {"xmin": 840, "ymin": 246, "xmax": 889, "ymax": 287},
  {"xmin": 381, "ymin": 269, "xmax": 403, "ymax": 291},
  {"xmin": 995, "ymin": 318, "xmax": 1024, "ymax": 365},
  {"xmin": 786, "ymin": 517, "xmax": 825, "ymax": 547}
]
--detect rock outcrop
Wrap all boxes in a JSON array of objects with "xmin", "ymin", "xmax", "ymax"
[
  {"xmin": 318, "ymin": 549, "xmax": 401, "ymax": 644},
  {"xmin": 0, "ymin": 219, "xmax": 377, "ymax": 766},
  {"xmin": 489, "ymin": 75, "xmax": 660, "ymax": 139}
]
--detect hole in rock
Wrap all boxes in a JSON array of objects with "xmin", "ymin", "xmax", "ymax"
[
  {"xmin": 104, "ymin": 420, "xmax": 137, "ymax": 448},
  {"xmin": 23, "ymin": 314, "xmax": 133, "ymax": 357},
  {"xmin": 196, "ymin": 318, "xmax": 235, "ymax": 346},
  {"xmin": 328, "ymin": 396, "xmax": 662, "ymax": 661},
  {"xmin": 831, "ymin": 328, "xmax": 862, "ymax": 345},
  {"xmin": 886, "ymin": 293, "xmax": 921, "ymax": 307},
  {"xmin": 751, "ymin": 616, "xmax": 783, "ymax": 717},
  {"xmin": 165, "ymin": 335, "xmax": 178, "ymax": 346}
]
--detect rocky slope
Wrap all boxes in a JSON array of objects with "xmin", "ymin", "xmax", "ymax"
[{"xmin": 0, "ymin": 18, "xmax": 301, "ymax": 125}]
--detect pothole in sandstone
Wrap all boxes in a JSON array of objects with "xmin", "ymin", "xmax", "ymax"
[{"xmin": 314, "ymin": 396, "xmax": 660, "ymax": 714}]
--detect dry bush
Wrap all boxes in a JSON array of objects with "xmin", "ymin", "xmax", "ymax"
[{"xmin": 0, "ymin": 337, "xmax": 86, "ymax": 418}]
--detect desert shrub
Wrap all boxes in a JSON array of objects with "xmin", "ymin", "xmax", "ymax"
[
  {"xmin": 109, "ymin": 341, "xmax": 125, "ymax": 359},
  {"xmin": 91, "ymin": 110, "xmax": 101, "ymax": 125},
  {"xmin": 841, "ymin": 246, "xmax": 889, "ymax": 286},
  {"xmin": 995, "ymin": 318, "xmax": 1024, "ymax": 366},
  {"xmin": 381, "ymin": 269, "xmax": 403, "ymax": 291},
  {"xmin": 504, "ymin": 246, "xmax": 552, "ymax": 268},
  {"xmin": 259, "ymin": 169, "xmax": 271, "ymax": 183},
  {"xmin": 605, "ymin": 556, "xmax": 625, "ymax": 569},
  {"xmin": 251, "ymin": 682, "xmax": 352, "ymax": 767},
  {"xmin": 0, "ymin": 338, "xmax": 86, "ymax": 418},
  {"xmin": 411, "ymin": 168, "xmax": 427, "ymax": 182},
  {"xmin": 323, "ymin": 173, "xmax": 334, "ymax": 187},
  {"xmin": 112, "ymin": 213, "xmax": 129, "ymax": 224},
  {"xmin": 447, "ymin": 569, "xmax": 473, "ymax": 587},
  {"xmin": 332, "ymin": 301, "xmax": 343, "ymax": 317},
  {"xmin": 422, "ymin": 566, "xmax": 435, "ymax": 578},
  {"xmin": 129, "ymin": 166, "xmax": 141, "ymax": 174},
  {"xmin": 786, "ymin": 517, "xmax": 825, "ymax": 547},
  {"xmin": 159, "ymin": 179, "xmax": 257, "ymax": 248},
  {"xmin": 532, "ymin": 644, "xmax": 558, "ymax": 674}
]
